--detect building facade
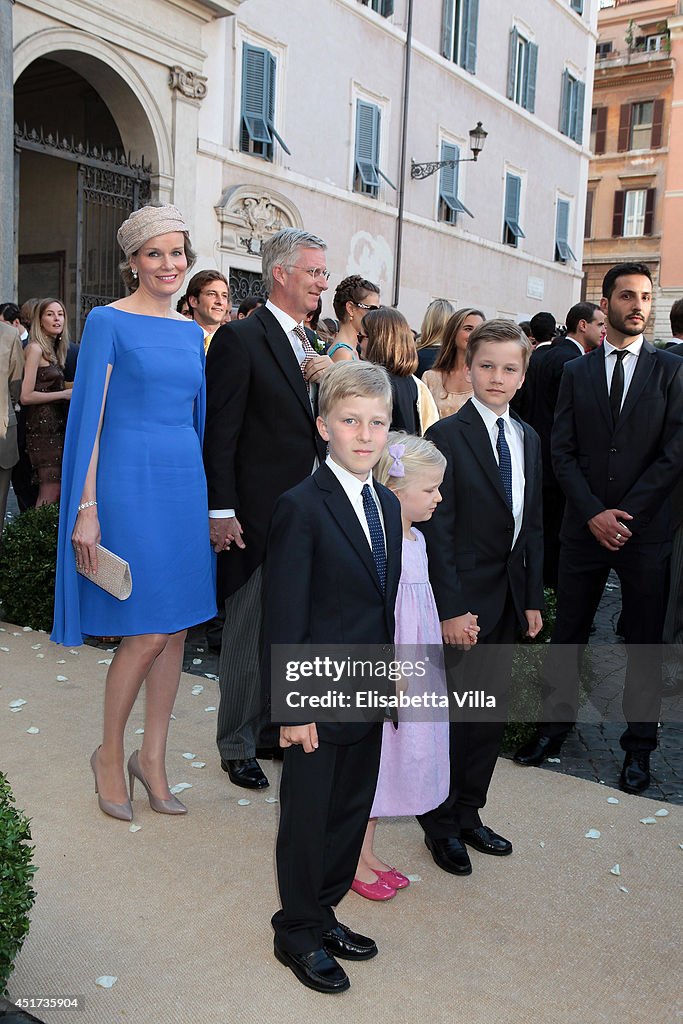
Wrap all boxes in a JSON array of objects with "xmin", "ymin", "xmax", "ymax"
[
  {"xmin": 583, "ymin": 0, "xmax": 683, "ymax": 339},
  {"xmin": 6, "ymin": 0, "xmax": 598, "ymax": 333}
]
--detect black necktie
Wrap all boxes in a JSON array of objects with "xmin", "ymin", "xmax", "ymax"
[
  {"xmin": 496, "ymin": 418, "xmax": 513, "ymax": 511},
  {"xmin": 361, "ymin": 484, "xmax": 386, "ymax": 591},
  {"xmin": 609, "ymin": 350, "xmax": 627, "ymax": 425}
]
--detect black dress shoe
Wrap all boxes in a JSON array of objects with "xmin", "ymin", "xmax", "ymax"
[
  {"xmin": 619, "ymin": 752, "xmax": 651, "ymax": 794},
  {"xmin": 323, "ymin": 923, "xmax": 378, "ymax": 961},
  {"xmin": 274, "ymin": 942, "xmax": 350, "ymax": 994},
  {"xmin": 513, "ymin": 732, "xmax": 565, "ymax": 767},
  {"xmin": 461, "ymin": 824, "xmax": 513, "ymax": 856},
  {"xmin": 424, "ymin": 835, "xmax": 472, "ymax": 875},
  {"xmin": 220, "ymin": 757, "xmax": 269, "ymax": 789}
]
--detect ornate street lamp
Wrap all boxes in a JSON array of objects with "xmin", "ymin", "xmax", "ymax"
[{"xmin": 410, "ymin": 121, "xmax": 488, "ymax": 180}]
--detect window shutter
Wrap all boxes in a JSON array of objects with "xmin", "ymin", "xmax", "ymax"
[
  {"xmin": 651, "ymin": 98, "xmax": 664, "ymax": 148},
  {"xmin": 555, "ymin": 199, "xmax": 575, "ymax": 261},
  {"xmin": 570, "ymin": 0, "xmax": 584, "ymax": 13},
  {"xmin": 617, "ymin": 104, "xmax": 632, "ymax": 152},
  {"xmin": 595, "ymin": 107, "xmax": 607, "ymax": 154},
  {"xmin": 526, "ymin": 42, "xmax": 538, "ymax": 113},
  {"xmin": 441, "ymin": 0, "xmax": 455, "ymax": 59},
  {"xmin": 439, "ymin": 142, "xmax": 470, "ymax": 215},
  {"xmin": 612, "ymin": 191, "xmax": 625, "ymax": 236},
  {"xmin": 507, "ymin": 28, "xmax": 518, "ymax": 101},
  {"xmin": 265, "ymin": 53, "xmax": 292, "ymax": 156},
  {"xmin": 584, "ymin": 190, "xmax": 594, "ymax": 239},
  {"xmin": 643, "ymin": 188, "xmax": 655, "ymax": 235},
  {"xmin": 241, "ymin": 45, "xmax": 272, "ymax": 143},
  {"xmin": 574, "ymin": 81, "xmax": 585, "ymax": 143},
  {"xmin": 506, "ymin": 174, "xmax": 520, "ymax": 220},
  {"xmin": 463, "ymin": 0, "xmax": 479, "ymax": 74},
  {"xmin": 559, "ymin": 70, "xmax": 571, "ymax": 136},
  {"xmin": 356, "ymin": 101, "xmax": 380, "ymax": 187}
]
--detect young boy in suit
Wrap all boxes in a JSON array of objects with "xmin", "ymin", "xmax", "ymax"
[
  {"xmin": 420, "ymin": 319, "xmax": 544, "ymax": 876},
  {"xmin": 263, "ymin": 361, "xmax": 402, "ymax": 994}
]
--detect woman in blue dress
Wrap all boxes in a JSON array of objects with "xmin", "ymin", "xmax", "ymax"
[{"xmin": 52, "ymin": 205, "xmax": 216, "ymax": 821}]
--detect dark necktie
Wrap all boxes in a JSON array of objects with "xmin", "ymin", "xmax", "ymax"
[
  {"xmin": 293, "ymin": 324, "xmax": 317, "ymax": 395},
  {"xmin": 609, "ymin": 350, "xmax": 627, "ymax": 425},
  {"xmin": 496, "ymin": 417, "xmax": 513, "ymax": 511},
  {"xmin": 362, "ymin": 484, "xmax": 386, "ymax": 591}
]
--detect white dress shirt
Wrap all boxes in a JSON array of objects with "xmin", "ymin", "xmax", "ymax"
[
  {"xmin": 209, "ymin": 300, "xmax": 313, "ymax": 519},
  {"xmin": 603, "ymin": 336, "xmax": 643, "ymax": 412},
  {"xmin": 471, "ymin": 395, "xmax": 525, "ymax": 546},
  {"xmin": 325, "ymin": 455, "xmax": 386, "ymax": 552}
]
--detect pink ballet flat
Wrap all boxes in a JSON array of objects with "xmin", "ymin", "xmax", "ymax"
[
  {"xmin": 351, "ymin": 876, "xmax": 396, "ymax": 901},
  {"xmin": 376, "ymin": 867, "xmax": 410, "ymax": 890}
]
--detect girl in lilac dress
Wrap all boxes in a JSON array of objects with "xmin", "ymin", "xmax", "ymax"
[{"xmin": 352, "ymin": 433, "xmax": 451, "ymax": 900}]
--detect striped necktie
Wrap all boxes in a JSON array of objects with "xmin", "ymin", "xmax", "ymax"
[{"xmin": 293, "ymin": 324, "xmax": 318, "ymax": 394}]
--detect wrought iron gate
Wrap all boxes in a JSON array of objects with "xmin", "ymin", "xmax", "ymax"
[{"xmin": 15, "ymin": 124, "xmax": 151, "ymax": 336}]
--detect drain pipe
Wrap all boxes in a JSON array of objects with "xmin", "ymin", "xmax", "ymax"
[{"xmin": 392, "ymin": 0, "xmax": 413, "ymax": 308}]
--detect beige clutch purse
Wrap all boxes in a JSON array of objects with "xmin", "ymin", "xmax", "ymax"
[{"xmin": 77, "ymin": 544, "xmax": 132, "ymax": 601}]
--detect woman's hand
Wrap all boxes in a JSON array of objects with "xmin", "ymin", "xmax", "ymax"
[{"xmin": 72, "ymin": 507, "xmax": 101, "ymax": 575}]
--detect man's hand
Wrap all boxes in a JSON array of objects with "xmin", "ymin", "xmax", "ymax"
[
  {"xmin": 525, "ymin": 610, "xmax": 543, "ymax": 639},
  {"xmin": 280, "ymin": 723, "xmax": 318, "ymax": 753},
  {"xmin": 441, "ymin": 613, "xmax": 479, "ymax": 649},
  {"xmin": 304, "ymin": 354, "xmax": 332, "ymax": 384},
  {"xmin": 209, "ymin": 516, "xmax": 246, "ymax": 553},
  {"xmin": 588, "ymin": 509, "xmax": 633, "ymax": 552}
]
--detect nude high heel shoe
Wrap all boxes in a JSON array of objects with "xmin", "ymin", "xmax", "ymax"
[
  {"xmin": 90, "ymin": 747, "xmax": 133, "ymax": 822},
  {"xmin": 127, "ymin": 750, "xmax": 187, "ymax": 815}
]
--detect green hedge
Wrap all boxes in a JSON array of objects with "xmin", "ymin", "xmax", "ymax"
[
  {"xmin": 0, "ymin": 504, "xmax": 59, "ymax": 632},
  {"xmin": 0, "ymin": 774, "xmax": 37, "ymax": 996}
]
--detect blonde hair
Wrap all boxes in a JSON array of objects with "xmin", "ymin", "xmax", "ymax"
[
  {"xmin": 466, "ymin": 318, "xmax": 532, "ymax": 371},
  {"xmin": 363, "ymin": 307, "xmax": 418, "ymax": 377},
  {"xmin": 318, "ymin": 361, "xmax": 392, "ymax": 421},
  {"xmin": 417, "ymin": 298, "xmax": 455, "ymax": 351},
  {"xmin": 374, "ymin": 431, "xmax": 446, "ymax": 491},
  {"xmin": 29, "ymin": 298, "xmax": 69, "ymax": 367},
  {"xmin": 433, "ymin": 307, "xmax": 485, "ymax": 373}
]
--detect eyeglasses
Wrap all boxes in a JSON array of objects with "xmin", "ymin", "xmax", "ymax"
[
  {"xmin": 284, "ymin": 265, "xmax": 331, "ymax": 281},
  {"xmin": 355, "ymin": 302, "xmax": 380, "ymax": 311}
]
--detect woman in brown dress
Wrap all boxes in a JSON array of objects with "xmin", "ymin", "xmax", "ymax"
[{"xmin": 20, "ymin": 298, "xmax": 72, "ymax": 505}]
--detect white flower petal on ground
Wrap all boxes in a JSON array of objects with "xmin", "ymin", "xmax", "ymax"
[
  {"xmin": 610, "ymin": 864, "xmax": 620, "ymax": 876},
  {"xmin": 170, "ymin": 714, "xmax": 176, "ymax": 720},
  {"xmin": 547, "ymin": 757, "xmax": 561, "ymax": 764},
  {"xmin": 169, "ymin": 782, "xmax": 192, "ymax": 794},
  {"xmin": 197, "ymin": 647, "xmax": 205, "ymax": 652},
  {"xmin": 22, "ymin": 626, "xmax": 32, "ymax": 632},
  {"xmin": 654, "ymin": 808, "xmax": 669, "ymax": 817},
  {"xmin": 618, "ymin": 885, "xmax": 629, "ymax": 894},
  {"xmin": 26, "ymin": 727, "xmax": 40, "ymax": 734},
  {"xmin": 182, "ymin": 753, "xmax": 195, "ymax": 760},
  {"xmin": 237, "ymin": 798, "xmax": 251, "ymax": 806},
  {"xmin": 9, "ymin": 699, "xmax": 27, "ymax": 708},
  {"xmin": 192, "ymin": 658, "xmax": 202, "ymax": 665},
  {"xmin": 406, "ymin": 874, "xmax": 422, "ymax": 882},
  {"xmin": 56, "ymin": 676, "xmax": 68, "ymax": 682},
  {"xmin": 36, "ymin": 653, "xmax": 44, "ymax": 659},
  {"xmin": 10, "ymin": 707, "xmax": 23, "ymax": 713},
  {"xmin": 135, "ymin": 728, "xmax": 144, "ymax": 734},
  {"xmin": 69, "ymin": 650, "xmax": 79, "ymax": 655},
  {"xmin": 539, "ymin": 841, "xmax": 545, "ymax": 848},
  {"xmin": 607, "ymin": 797, "xmax": 620, "ymax": 804},
  {"xmin": 12, "ymin": 632, "xmax": 20, "ymax": 636},
  {"xmin": 204, "ymin": 674, "xmax": 218, "ymax": 681},
  {"xmin": 639, "ymin": 817, "xmax": 657, "ymax": 825},
  {"xmin": 0, "ymin": 647, "xmax": 9, "ymax": 653},
  {"xmin": 204, "ymin": 706, "xmax": 217, "ymax": 712},
  {"xmin": 191, "ymin": 685, "xmax": 204, "ymax": 695},
  {"xmin": 95, "ymin": 976, "xmax": 118, "ymax": 988},
  {"xmin": 30, "ymin": 644, "xmax": 41, "ymax": 650},
  {"xmin": 585, "ymin": 829, "xmax": 601, "ymax": 839},
  {"xmin": 191, "ymin": 761, "xmax": 206, "ymax": 769},
  {"xmin": 56, "ymin": 659, "xmax": 66, "ymax": 664},
  {"xmin": 129, "ymin": 824, "xmax": 142, "ymax": 833},
  {"xmin": 98, "ymin": 659, "xmax": 112, "ymax": 666},
  {"xmin": 265, "ymin": 796, "xmax": 278, "ymax": 804}
]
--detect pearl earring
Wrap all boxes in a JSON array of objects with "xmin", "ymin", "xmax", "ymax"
[{"xmin": 131, "ymin": 267, "xmax": 138, "ymax": 278}]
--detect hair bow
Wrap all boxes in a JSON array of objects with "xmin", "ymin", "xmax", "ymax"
[{"xmin": 387, "ymin": 443, "xmax": 406, "ymax": 478}]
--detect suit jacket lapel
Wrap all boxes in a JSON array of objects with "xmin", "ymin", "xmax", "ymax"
[
  {"xmin": 458, "ymin": 402, "xmax": 511, "ymax": 512},
  {"xmin": 257, "ymin": 307, "xmax": 314, "ymax": 421},
  {"xmin": 516, "ymin": 415, "xmax": 537, "ymax": 530},
  {"xmin": 586, "ymin": 346, "xmax": 615, "ymax": 432},
  {"xmin": 316, "ymin": 465, "xmax": 384, "ymax": 595},
  {"xmin": 616, "ymin": 340, "xmax": 656, "ymax": 430}
]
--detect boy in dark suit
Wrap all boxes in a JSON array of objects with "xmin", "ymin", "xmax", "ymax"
[
  {"xmin": 263, "ymin": 361, "xmax": 402, "ymax": 994},
  {"xmin": 420, "ymin": 319, "xmax": 544, "ymax": 876}
]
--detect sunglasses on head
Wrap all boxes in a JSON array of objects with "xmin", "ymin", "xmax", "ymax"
[{"xmin": 355, "ymin": 302, "xmax": 380, "ymax": 311}]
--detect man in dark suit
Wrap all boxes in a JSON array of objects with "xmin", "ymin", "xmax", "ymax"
[
  {"xmin": 524, "ymin": 302, "xmax": 604, "ymax": 587},
  {"xmin": 420, "ymin": 319, "xmax": 544, "ymax": 876},
  {"xmin": 663, "ymin": 306, "xmax": 683, "ymax": 690},
  {"xmin": 203, "ymin": 229, "xmax": 332, "ymax": 789},
  {"xmin": 264, "ymin": 362, "xmax": 402, "ymax": 994},
  {"xmin": 515, "ymin": 263, "xmax": 683, "ymax": 793}
]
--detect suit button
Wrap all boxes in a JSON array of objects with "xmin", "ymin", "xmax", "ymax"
[
  {"xmin": 609, "ymin": 475, "xmax": 615, "ymax": 481},
  {"xmin": 610, "ymin": 448, "xmax": 617, "ymax": 453}
]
